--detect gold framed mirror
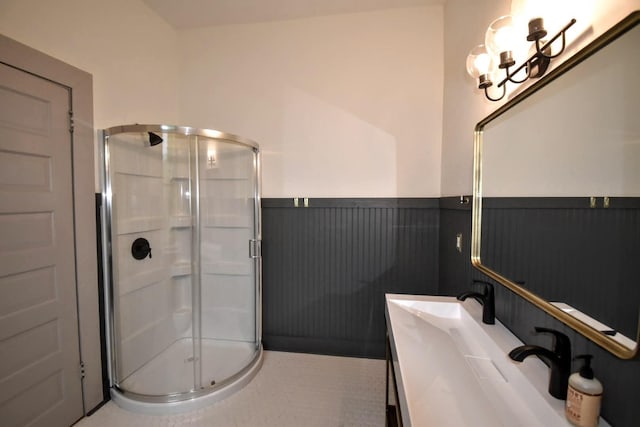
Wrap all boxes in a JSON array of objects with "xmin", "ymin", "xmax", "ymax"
[{"xmin": 472, "ymin": 11, "xmax": 639, "ymax": 359}]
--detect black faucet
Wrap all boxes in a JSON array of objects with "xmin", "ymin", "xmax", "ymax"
[
  {"xmin": 456, "ymin": 280, "xmax": 495, "ymax": 324},
  {"xmin": 508, "ymin": 327, "xmax": 571, "ymax": 400}
]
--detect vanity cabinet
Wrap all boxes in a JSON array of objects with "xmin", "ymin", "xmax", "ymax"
[{"xmin": 385, "ymin": 332, "xmax": 403, "ymax": 427}]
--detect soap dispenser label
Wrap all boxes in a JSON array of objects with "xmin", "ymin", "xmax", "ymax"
[{"xmin": 566, "ymin": 385, "xmax": 602, "ymax": 427}]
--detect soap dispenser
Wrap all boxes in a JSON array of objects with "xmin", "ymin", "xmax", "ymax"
[{"xmin": 565, "ymin": 355, "xmax": 603, "ymax": 427}]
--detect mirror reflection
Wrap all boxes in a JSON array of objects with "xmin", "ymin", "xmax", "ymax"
[{"xmin": 477, "ymin": 20, "xmax": 639, "ymax": 352}]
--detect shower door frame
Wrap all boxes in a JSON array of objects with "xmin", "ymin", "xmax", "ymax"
[{"xmin": 100, "ymin": 124, "xmax": 262, "ymax": 404}]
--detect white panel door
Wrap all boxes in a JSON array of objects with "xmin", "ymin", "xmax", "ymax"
[{"xmin": 0, "ymin": 63, "xmax": 84, "ymax": 426}]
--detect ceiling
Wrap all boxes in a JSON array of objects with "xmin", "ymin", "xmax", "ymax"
[{"xmin": 142, "ymin": 0, "xmax": 442, "ymax": 29}]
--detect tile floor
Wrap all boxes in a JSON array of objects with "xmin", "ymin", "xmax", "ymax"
[{"xmin": 76, "ymin": 351, "xmax": 386, "ymax": 427}]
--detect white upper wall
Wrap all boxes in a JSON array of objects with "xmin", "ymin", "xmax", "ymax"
[
  {"xmin": 177, "ymin": 6, "xmax": 444, "ymax": 198},
  {"xmin": 441, "ymin": 0, "xmax": 510, "ymax": 198},
  {"xmin": 0, "ymin": 2, "xmax": 442, "ymax": 198}
]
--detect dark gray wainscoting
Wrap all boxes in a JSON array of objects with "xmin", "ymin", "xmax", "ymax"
[
  {"xmin": 437, "ymin": 196, "xmax": 475, "ymax": 296},
  {"xmin": 439, "ymin": 196, "xmax": 640, "ymax": 427},
  {"xmin": 481, "ymin": 197, "xmax": 640, "ymax": 339},
  {"xmin": 262, "ymin": 198, "xmax": 440, "ymax": 359}
]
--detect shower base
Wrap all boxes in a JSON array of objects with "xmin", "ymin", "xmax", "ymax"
[{"xmin": 111, "ymin": 337, "xmax": 262, "ymax": 415}]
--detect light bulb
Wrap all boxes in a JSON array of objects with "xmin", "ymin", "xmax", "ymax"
[
  {"xmin": 466, "ymin": 45, "xmax": 493, "ymax": 78},
  {"xmin": 485, "ymin": 15, "xmax": 516, "ymax": 54},
  {"xmin": 466, "ymin": 45, "xmax": 495, "ymax": 89},
  {"xmin": 474, "ymin": 53, "xmax": 491, "ymax": 75},
  {"xmin": 485, "ymin": 15, "xmax": 523, "ymax": 68}
]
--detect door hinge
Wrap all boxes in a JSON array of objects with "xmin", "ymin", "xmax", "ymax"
[
  {"xmin": 68, "ymin": 110, "xmax": 75, "ymax": 134},
  {"xmin": 249, "ymin": 239, "xmax": 262, "ymax": 258},
  {"xmin": 79, "ymin": 361, "xmax": 86, "ymax": 379}
]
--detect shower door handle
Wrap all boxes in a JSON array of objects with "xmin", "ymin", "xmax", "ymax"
[{"xmin": 249, "ymin": 239, "xmax": 262, "ymax": 258}]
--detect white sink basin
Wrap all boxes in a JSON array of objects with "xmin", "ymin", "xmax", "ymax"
[{"xmin": 385, "ymin": 294, "xmax": 610, "ymax": 427}]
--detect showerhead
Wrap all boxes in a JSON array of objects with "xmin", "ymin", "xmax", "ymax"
[{"xmin": 148, "ymin": 132, "xmax": 163, "ymax": 146}]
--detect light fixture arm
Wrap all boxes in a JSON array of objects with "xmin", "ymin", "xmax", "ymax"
[
  {"xmin": 495, "ymin": 18, "xmax": 576, "ymax": 91},
  {"xmin": 498, "ymin": 54, "xmax": 545, "ymax": 87},
  {"xmin": 483, "ymin": 83, "xmax": 507, "ymax": 102},
  {"xmin": 535, "ymin": 18, "xmax": 577, "ymax": 59},
  {"xmin": 504, "ymin": 63, "xmax": 532, "ymax": 84}
]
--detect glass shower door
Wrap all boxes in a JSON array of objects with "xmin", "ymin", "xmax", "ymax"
[
  {"xmin": 106, "ymin": 130, "xmax": 197, "ymax": 397},
  {"xmin": 196, "ymin": 136, "xmax": 260, "ymax": 389}
]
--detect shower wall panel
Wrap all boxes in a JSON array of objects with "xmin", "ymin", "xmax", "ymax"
[{"xmin": 109, "ymin": 135, "xmax": 184, "ymax": 380}]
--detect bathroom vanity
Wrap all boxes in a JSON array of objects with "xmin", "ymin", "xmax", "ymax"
[{"xmin": 384, "ymin": 294, "xmax": 610, "ymax": 427}]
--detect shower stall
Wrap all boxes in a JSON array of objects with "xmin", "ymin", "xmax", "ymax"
[{"xmin": 100, "ymin": 124, "xmax": 262, "ymax": 413}]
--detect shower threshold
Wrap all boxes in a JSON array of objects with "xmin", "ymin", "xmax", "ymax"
[{"xmin": 112, "ymin": 337, "xmax": 262, "ymax": 414}]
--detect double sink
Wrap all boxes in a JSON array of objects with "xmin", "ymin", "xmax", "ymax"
[{"xmin": 385, "ymin": 294, "xmax": 610, "ymax": 426}]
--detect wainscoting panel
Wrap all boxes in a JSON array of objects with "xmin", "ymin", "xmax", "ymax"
[
  {"xmin": 439, "ymin": 197, "xmax": 639, "ymax": 427},
  {"xmin": 481, "ymin": 197, "xmax": 640, "ymax": 339},
  {"xmin": 437, "ymin": 196, "xmax": 474, "ymax": 297},
  {"xmin": 262, "ymin": 198, "xmax": 439, "ymax": 358}
]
